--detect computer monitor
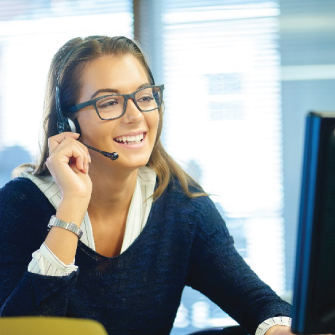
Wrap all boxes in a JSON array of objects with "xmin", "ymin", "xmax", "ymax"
[{"xmin": 291, "ymin": 111, "xmax": 335, "ymax": 334}]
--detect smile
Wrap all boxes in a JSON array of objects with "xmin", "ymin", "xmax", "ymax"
[{"xmin": 114, "ymin": 132, "xmax": 145, "ymax": 145}]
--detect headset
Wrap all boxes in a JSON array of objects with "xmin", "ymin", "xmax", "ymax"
[
  {"xmin": 55, "ymin": 45, "xmax": 79, "ymax": 134},
  {"xmin": 54, "ymin": 40, "xmax": 119, "ymax": 161}
]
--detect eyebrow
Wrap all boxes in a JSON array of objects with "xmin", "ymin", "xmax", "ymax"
[{"xmin": 90, "ymin": 83, "xmax": 152, "ymax": 99}]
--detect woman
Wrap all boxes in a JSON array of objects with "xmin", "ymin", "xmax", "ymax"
[{"xmin": 0, "ymin": 36, "xmax": 291, "ymax": 335}]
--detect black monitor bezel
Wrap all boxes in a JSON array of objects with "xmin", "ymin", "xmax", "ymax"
[{"xmin": 291, "ymin": 111, "xmax": 335, "ymax": 334}]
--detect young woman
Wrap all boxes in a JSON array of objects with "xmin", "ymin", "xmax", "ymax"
[{"xmin": 0, "ymin": 36, "xmax": 292, "ymax": 335}]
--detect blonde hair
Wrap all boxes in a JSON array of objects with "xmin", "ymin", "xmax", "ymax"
[{"xmin": 27, "ymin": 36, "xmax": 207, "ymax": 200}]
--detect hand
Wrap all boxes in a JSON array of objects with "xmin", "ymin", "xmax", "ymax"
[
  {"xmin": 265, "ymin": 326, "xmax": 294, "ymax": 335},
  {"xmin": 266, "ymin": 325, "xmax": 333, "ymax": 335},
  {"xmin": 46, "ymin": 132, "xmax": 92, "ymax": 204}
]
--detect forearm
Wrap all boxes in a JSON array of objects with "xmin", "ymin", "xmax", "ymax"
[
  {"xmin": 187, "ymin": 200, "xmax": 291, "ymax": 334},
  {"xmin": 43, "ymin": 132, "xmax": 92, "ymax": 265},
  {"xmin": 44, "ymin": 199, "xmax": 87, "ymax": 265},
  {"xmin": 0, "ymin": 177, "xmax": 85, "ymax": 317},
  {"xmin": 0, "ymin": 270, "xmax": 77, "ymax": 317}
]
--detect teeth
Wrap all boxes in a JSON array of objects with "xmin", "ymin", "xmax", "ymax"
[{"xmin": 115, "ymin": 133, "xmax": 144, "ymax": 144}]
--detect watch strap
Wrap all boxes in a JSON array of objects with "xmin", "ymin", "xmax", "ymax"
[{"xmin": 48, "ymin": 215, "xmax": 83, "ymax": 239}]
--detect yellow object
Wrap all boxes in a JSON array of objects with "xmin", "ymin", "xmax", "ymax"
[{"xmin": 0, "ymin": 317, "xmax": 108, "ymax": 335}]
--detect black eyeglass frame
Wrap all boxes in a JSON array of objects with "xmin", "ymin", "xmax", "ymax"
[{"xmin": 68, "ymin": 84, "xmax": 164, "ymax": 121}]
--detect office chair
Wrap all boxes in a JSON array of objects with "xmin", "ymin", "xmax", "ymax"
[{"xmin": 0, "ymin": 316, "xmax": 108, "ymax": 335}]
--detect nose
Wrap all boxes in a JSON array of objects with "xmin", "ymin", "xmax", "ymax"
[{"xmin": 122, "ymin": 97, "xmax": 143, "ymax": 123}]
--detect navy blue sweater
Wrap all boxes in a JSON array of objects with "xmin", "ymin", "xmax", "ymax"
[{"xmin": 0, "ymin": 178, "xmax": 290, "ymax": 334}]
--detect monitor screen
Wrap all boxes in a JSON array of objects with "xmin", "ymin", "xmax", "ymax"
[{"xmin": 291, "ymin": 111, "xmax": 335, "ymax": 334}]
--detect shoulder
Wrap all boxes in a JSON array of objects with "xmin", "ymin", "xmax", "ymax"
[
  {"xmin": 0, "ymin": 178, "xmax": 54, "ymax": 238},
  {"xmin": 158, "ymin": 178, "xmax": 228, "ymax": 231},
  {"xmin": 153, "ymin": 178, "xmax": 233, "ymax": 252},
  {"xmin": 159, "ymin": 177, "xmax": 215, "ymax": 214},
  {"xmin": 0, "ymin": 177, "xmax": 47, "ymax": 205}
]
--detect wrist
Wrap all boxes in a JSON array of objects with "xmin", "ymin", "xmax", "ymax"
[
  {"xmin": 48, "ymin": 215, "xmax": 83, "ymax": 239},
  {"xmin": 57, "ymin": 199, "xmax": 88, "ymax": 227},
  {"xmin": 256, "ymin": 317, "xmax": 292, "ymax": 335},
  {"xmin": 265, "ymin": 326, "xmax": 291, "ymax": 335}
]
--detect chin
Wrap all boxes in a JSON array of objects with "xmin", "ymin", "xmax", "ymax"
[{"xmin": 119, "ymin": 155, "xmax": 150, "ymax": 170}]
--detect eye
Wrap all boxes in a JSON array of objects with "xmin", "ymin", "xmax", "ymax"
[
  {"xmin": 137, "ymin": 95, "xmax": 154, "ymax": 103},
  {"xmin": 97, "ymin": 96, "xmax": 121, "ymax": 109},
  {"xmin": 100, "ymin": 100, "xmax": 118, "ymax": 108}
]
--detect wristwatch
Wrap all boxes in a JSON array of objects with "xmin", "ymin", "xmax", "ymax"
[
  {"xmin": 48, "ymin": 215, "xmax": 83, "ymax": 239},
  {"xmin": 255, "ymin": 317, "xmax": 291, "ymax": 335}
]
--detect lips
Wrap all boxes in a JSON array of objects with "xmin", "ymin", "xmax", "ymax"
[{"xmin": 114, "ymin": 132, "xmax": 145, "ymax": 145}]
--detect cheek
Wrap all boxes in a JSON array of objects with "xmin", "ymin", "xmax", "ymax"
[
  {"xmin": 147, "ymin": 112, "xmax": 160, "ymax": 138},
  {"xmin": 76, "ymin": 113, "xmax": 103, "ymax": 140},
  {"xmin": 77, "ymin": 112, "xmax": 92, "ymax": 129}
]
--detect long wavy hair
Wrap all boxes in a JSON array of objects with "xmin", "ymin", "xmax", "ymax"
[{"xmin": 29, "ymin": 35, "xmax": 206, "ymax": 200}]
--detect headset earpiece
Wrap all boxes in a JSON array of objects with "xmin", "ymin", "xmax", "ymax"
[
  {"xmin": 57, "ymin": 116, "xmax": 78, "ymax": 133},
  {"xmin": 56, "ymin": 113, "xmax": 72, "ymax": 133},
  {"xmin": 67, "ymin": 118, "xmax": 77, "ymax": 133}
]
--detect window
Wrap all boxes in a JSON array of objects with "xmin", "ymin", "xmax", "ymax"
[
  {"xmin": 160, "ymin": 1, "xmax": 285, "ymax": 333},
  {"xmin": 0, "ymin": 1, "xmax": 291, "ymax": 334},
  {"xmin": 0, "ymin": 0, "xmax": 133, "ymax": 185}
]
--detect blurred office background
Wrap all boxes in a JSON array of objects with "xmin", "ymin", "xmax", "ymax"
[{"xmin": 0, "ymin": 0, "xmax": 334, "ymax": 333}]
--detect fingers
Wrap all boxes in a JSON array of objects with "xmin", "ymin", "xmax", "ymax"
[
  {"xmin": 47, "ymin": 132, "xmax": 91, "ymax": 174},
  {"xmin": 68, "ymin": 142, "xmax": 91, "ymax": 173},
  {"xmin": 48, "ymin": 132, "xmax": 80, "ymax": 154}
]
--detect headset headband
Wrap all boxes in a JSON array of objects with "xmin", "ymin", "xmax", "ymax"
[{"xmin": 55, "ymin": 44, "xmax": 80, "ymax": 133}]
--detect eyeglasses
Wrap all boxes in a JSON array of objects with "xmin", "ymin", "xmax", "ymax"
[{"xmin": 68, "ymin": 85, "xmax": 164, "ymax": 120}]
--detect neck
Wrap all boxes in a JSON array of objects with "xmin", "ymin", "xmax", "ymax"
[{"xmin": 88, "ymin": 160, "xmax": 138, "ymax": 220}]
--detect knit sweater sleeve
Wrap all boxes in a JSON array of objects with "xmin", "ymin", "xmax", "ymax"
[
  {"xmin": 0, "ymin": 178, "xmax": 78, "ymax": 317},
  {"xmin": 186, "ymin": 196, "xmax": 291, "ymax": 335}
]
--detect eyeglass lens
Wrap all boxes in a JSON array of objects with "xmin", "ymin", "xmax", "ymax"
[{"xmin": 96, "ymin": 86, "xmax": 162, "ymax": 120}]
